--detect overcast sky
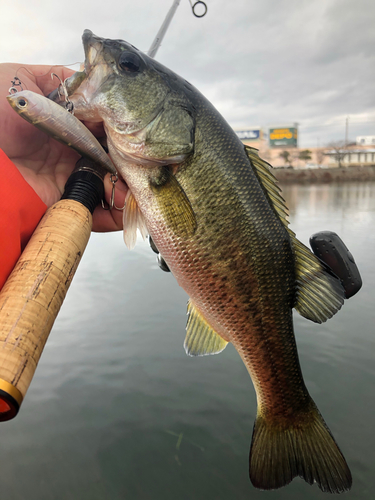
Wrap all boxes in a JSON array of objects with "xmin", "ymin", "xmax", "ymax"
[{"xmin": 1, "ymin": 0, "xmax": 374, "ymax": 147}]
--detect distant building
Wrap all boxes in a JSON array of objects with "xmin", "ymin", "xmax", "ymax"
[
  {"xmin": 234, "ymin": 128, "xmax": 262, "ymax": 141},
  {"xmin": 233, "ymin": 124, "xmax": 375, "ymax": 168},
  {"xmin": 233, "ymin": 128, "xmax": 265, "ymax": 151},
  {"xmin": 356, "ymin": 135, "xmax": 375, "ymax": 146},
  {"xmin": 326, "ymin": 149, "xmax": 375, "ymax": 166}
]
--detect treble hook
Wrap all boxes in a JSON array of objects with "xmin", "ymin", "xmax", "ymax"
[
  {"xmin": 189, "ymin": 0, "xmax": 207, "ymax": 17},
  {"xmin": 9, "ymin": 76, "xmax": 24, "ymax": 95},
  {"xmin": 101, "ymin": 173, "xmax": 126, "ymax": 211},
  {"xmin": 51, "ymin": 73, "xmax": 74, "ymax": 114}
]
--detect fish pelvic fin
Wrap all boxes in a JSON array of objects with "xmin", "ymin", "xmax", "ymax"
[
  {"xmin": 249, "ymin": 403, "xmax": 352, "ymax": 493},
  {"xmin": 184, "ymin": 300, "xmax": 228, "ymax": 356},
  {"xmin": 123, "ymin": 190, "xmax": 148, "ymax": 249},
  {"xmin": 244, "ymin": 146, "xmax": 345, "ymax": 323}
]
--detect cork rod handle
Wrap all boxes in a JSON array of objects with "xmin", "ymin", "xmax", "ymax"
[{"xmin": 0, "ymin": 199, "xmax": 93, "ymax": 420}]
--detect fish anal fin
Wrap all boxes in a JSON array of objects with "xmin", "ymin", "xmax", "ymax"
[
  {"xmin": 184, "ymin": 300, "xmax": 228, "ymax": 356},
  {"xmin": 123, "ymin": 190, "xmax": 148, "ymax": 249},
  {"xmin": 150, "ymin": 167, "xmax": 197, "ymax": 239},
  {"xmin": 250, "ymin": 402, "xmax": 352, "ymax": 493}
]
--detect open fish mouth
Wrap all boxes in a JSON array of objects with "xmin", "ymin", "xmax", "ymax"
[
  {"xmin": 47, "ymin": 31, "xmax": 104, "ymax": 103},
  {"xmin": 82, "ymin": 29, "xmax": 105, "ymax": 74}
]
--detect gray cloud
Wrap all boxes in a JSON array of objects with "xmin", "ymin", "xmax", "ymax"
[{"xmin": 1, "ymin": 0, "xmax": 374, "ymax": 146}]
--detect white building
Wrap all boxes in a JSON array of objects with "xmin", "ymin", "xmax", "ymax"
[
  {"xmin": 326, "ymin": 149, "xmax": 375, "ymax": 166},
  {"xmin": 356, "ymin": 135, "xmax": 375, "ymax": 146}
]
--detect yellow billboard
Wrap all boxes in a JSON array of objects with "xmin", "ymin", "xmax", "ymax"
[{"xmin": 269, "ymin": 127, "xmax": 298, "ymax": 147}]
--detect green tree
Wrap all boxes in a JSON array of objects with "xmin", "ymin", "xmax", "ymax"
[
  {"xmin": 298, "ymin": 149, "xmax": 312, "ymax": 161},
  {"xmin": 279, "ymin": 150, "xmax": 292, "ymax": 167}
]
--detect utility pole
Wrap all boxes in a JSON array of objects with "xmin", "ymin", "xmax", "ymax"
[{"xmin": 345, "ymin": 116, "xmax": 349, "ymax": 146}]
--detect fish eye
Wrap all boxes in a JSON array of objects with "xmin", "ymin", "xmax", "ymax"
[
  {"xmin": 17, "ymin": 98, "xmax": 27, "ymax": 108},
  {"xmin": 118, "ymin": 51, "xmax": 142, "ymax": 74}
]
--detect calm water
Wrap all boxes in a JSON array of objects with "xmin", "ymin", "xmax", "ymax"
[{"xmin": 1, "ymin": 182, "xmax": 374, "ymax": 500}]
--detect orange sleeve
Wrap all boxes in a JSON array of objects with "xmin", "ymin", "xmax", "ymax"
[{"xmin": 0, "ymin": 149, "xmax": 47, "ymax": 289}]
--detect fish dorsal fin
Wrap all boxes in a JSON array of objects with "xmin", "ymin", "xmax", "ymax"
[
  {"xmin": 245, "ymin": 146, "xmax": 289, "ymax": 229},
  {"xmin": 244, "ymin": 146, "xmax": 344, "ymax": 323},
  {"xmin": 150, "ymin": 166, "xmax": 197, "ymax": 239},
  {"xmin": 123, "ymin": 190, "xmax": 148, "ymax": 249},
  {"xmin": 184, "ymin": 300, "xmax": 228, "ymax": 356}
]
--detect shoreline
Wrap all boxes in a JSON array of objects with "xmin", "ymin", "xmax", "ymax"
[{"xmin": 272, "ymin": 165, "xmax": 375, "ymax": 184}]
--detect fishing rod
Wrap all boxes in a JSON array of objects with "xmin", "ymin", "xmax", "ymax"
[
  {"xmin": 148, "ymin": 0, "xmax": 207, "ymax": 59},
  {"xmin": 0, "ymin": 1, "xmax": 360, "ymax": 423},
  {"xmin": 0, "ymin": 158, "xmax": 106, "ymax": 421},
  {"xmin": 0, "ymin": 0, "xmax": 208, "ymax": 422}
]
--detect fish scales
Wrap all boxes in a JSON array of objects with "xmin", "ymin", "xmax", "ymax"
[
  {"xmin": 169, "ymin": 96, "xmax": 305, "ymax": 414},
  {"xmin": 62, "ymin": 30, "xmax": 351, "ymax": 493}
]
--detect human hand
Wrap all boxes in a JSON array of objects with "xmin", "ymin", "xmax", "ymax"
[{"xmin": 0, "ymin": 63, "xmax": 126, "ymax": 231}]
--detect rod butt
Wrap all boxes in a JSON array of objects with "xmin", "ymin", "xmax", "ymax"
[{"xmin": 0, "ymin": 378, "xmax": 23, "ymax": 421}]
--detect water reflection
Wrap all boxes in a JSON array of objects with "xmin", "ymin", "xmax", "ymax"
[
  {"xmin": 282, "ymin": 182, "xmax": 375, "ymax": 217},
  {"xmin": 0, "ymin": 182, "xmax": 374, "ymax": 499},
  {"xmin": 280, "ymin": 183, "xmax": 375, "ymax": 266}
]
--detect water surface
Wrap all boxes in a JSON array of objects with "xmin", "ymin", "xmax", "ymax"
[{"xmin": 0, "ymin": 182, "xmax": 374, "ymax": 499}]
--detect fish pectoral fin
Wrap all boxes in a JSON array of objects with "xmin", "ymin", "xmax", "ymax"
[
  {"xmin": 150, "ymin": 167, "xmax": 197, "ymax": 238},
  {"xmin": 123, "ymin": 190, "xmax": 148, "ymax": 249},
  {"xmin": 290, "ymin": 230, "xmax": 345, "ymax": 323},
  {"xmin": 184, "ymin": 300, "xmax": 228, "ymax": 356}
]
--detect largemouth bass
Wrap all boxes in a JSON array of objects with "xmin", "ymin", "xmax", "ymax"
[
  {"xmin": 62, "ymin": 29, "xmax": 352, "ymax": 493},
  {"xmin": 7, "ymin": 90, "xmax": 116, "ymax": 174}
]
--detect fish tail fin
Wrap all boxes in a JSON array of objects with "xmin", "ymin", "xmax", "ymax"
[{"xmin": 249, "ymin": 402, "xmax": 352, "ymax": 493}]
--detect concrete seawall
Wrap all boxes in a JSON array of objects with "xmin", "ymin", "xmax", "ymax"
[{"xmin": 273, "ymin": 165, "xmax": 375, "ymax": 184}]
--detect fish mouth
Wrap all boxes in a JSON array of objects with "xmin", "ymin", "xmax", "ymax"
[
  {"xmin": 64, "ymin": 30, "xmax": 115, "ymax": 119},
  {"xmin": 47, "ymin": 30, "xmax": 106, "ymax": 106},
  {"xmin": 82, "ymin": 29, "xmax": 105, "ymax": 74}
]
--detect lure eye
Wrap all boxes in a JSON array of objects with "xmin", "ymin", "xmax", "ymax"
[
  {"xmin": 17, "ymin": 98, "xmax": 27, "ymax": 108},
  {"xmin": 118, "ymin": 51, "xmax": 142, "ymax": 74}
]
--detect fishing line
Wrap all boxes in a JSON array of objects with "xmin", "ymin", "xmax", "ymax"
[
  {"xmin": 15, "ymin": 62, "xmax": 82, "ymax": 79},
  {"xmin": 12, "ymin": 63, "xmax": 83, "ymax": 93},
  {"xmin": 11, "ymin": 62, "xmax": 83, "ymax": 107}
]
